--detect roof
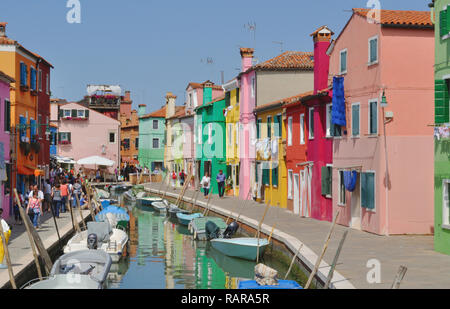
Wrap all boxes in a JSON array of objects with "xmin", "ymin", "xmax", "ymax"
[
  {"xmin": 0, "ymin": 70, "xmax": 15, "ymax": 83},
  {"xmin": 186, "ymin": 81, "xmax": 223, "ymax": 91},
  {"xmin": 254, "ymin": 89, "xmax": 330, "ymax": 113},
  {"xmin": 252, "ymin": 51, "xmax": 314, "ymax": 71},
  {"xmin": 167, "ymin": 106, "xmax": 186, "ymax": 120},
  {"xmin": 195, "ymin": 95, "xmax": 226, "ymax": 111},
  {"xmin": 0, "ymin": 34, "xmax": 54, "ymax": 68},
  {"xmin": 352, "ymin": 8, "xmax": 433, "ymax": 28},
  {"xmin": 140, "ymin": 106, "xmax": 166, "ymax": 119}
]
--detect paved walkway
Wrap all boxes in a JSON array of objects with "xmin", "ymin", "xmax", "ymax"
[
  {"xmin": 0, "ymin": 208, "xmax": 91, "ymax": 289},
  {"xmin": 145, "ymin": 183, "xmax": 450, "ymax": 289}
]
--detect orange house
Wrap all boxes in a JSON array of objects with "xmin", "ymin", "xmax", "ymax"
[{"xmin": 0, "ymin": 23, "xmax": 51, "ymax": 194}]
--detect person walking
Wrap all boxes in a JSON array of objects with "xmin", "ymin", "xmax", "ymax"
[
  {"xmin": 0, "ymin": 208, "xmax": 11, "ymax": 269},
  {"xmin": 27, "ymin": 191, "xmax": 42, "ymax": 229},
  {"xmin": 179, "ymin": 170, "xmax": 186, "ymax": 187},
  {"xmin": 216, "ymin": 170, "xmax": 226, "ymax": 198},
  {"xmin": 51, "ymin": 183, "xmax": 63, "ymax": 218},
  {"xmin": 43, "ymin": 179, "xmax": 52, "ymax": 213},
  {"xmin": 72, "ymin": 179, "xmax": 82, "ymax": 208},
  {"xmin": 200, "ymin": 173, "xmax": 211, "ymax": 197},
  {"xmin": 171, "ymin": 171, "xmax": 177, "ymax": 190},
  {"xmin": 60, "ymin": 179, "xmax": 69, "ymax": 213}
]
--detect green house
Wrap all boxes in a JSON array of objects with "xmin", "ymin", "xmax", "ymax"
[
  {"xmin": 138, "ymin": 105, "xmax": 166, "ymax": 172},
  {"xmin": 431, "ymin": 0, "xmax": 450, "ymax": 254},
  {"xmin": 195, "ymin": 83, "xmax": 227, "ymax": 194}
]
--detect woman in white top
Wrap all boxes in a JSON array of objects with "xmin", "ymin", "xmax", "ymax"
[
  {"xmin": 0, "ymin": 208, "xmax": 11, "ymax": 269},
  {"xmin": 200, "ymin": 173, "xmax": 211, "ymax": 197}
]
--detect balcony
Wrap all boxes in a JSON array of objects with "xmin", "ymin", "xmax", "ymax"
[{"xmin": 89, "ymin": 95, "xmax": 120, "ymax": 109}]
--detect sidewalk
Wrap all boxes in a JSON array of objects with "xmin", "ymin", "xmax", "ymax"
[
  {"xmin": 0, "ymin": 208, "xmax": 91, "ymax": 289},
  {"xmin": 145, "ymin": 183, "xmax": 450, "ymax": 289}
]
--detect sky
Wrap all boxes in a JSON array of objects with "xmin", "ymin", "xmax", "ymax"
[{"xmin": 0, "ymin": 0, "xmax": 432, "ymax": 113}]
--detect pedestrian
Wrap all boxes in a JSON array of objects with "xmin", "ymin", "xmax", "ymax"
[
  {"xmin": 96, "ymin": 169, "xmax": 101, "ymax": 182},
  {"xmin": 179, "ymin": 169, "xmax": 186, "ymax": 187},
  {"xmin": 72, "ymin": 179, "xmax": 82, "ymax": 208},
  {"xmin": 0, "ymin": 208, "xmax": 11, "ymax": 269},
  {"xmin": 26, "ymin": 191, "xmax": 42, "ymax": 229},
  {"xmin": 60, "ymin": 179, "xmax": 69, "ymax": 213},
  {"xmin": 43, "ymin": 179, "xmax": 52, "ymax": 213},
  {"xmin": 171, "ymin": 171, "xmax": 177, "ymax": 189},
  {"xmin": 51, "ymin": 183, "xmax": 63, "ymax": 218},
  {"xmin": 13, "ymin": 191, "xmax": 24, "ymax": 225},
  {"xmin": 200, "ymin": 172, "xmax": 211, "ymax": 197},
  {"xmin": 216, "ymin": 170, "xmax": 226, "ymax": 198}
]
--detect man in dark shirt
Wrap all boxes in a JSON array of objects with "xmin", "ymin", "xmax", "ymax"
[{"xmin": 216, "ymin": 170, "xmax": 226, "ymax": 198}]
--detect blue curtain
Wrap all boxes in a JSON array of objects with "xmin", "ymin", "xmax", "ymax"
[
  {"xmin": 343, "ymin": 171, "xmax": 357, "ymax": 192},
  {"xmin": 332, "ymin": 76, "xmax": 346, "ymax": 127}
]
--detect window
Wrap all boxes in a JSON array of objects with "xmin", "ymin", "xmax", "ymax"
[
  {"xmin": 262, "ymin": 162, "xmax": 270, "ymax": 186},
  {"xmin": 338, "ymin": 171, "xmax": 346, "ymax": 205},
  {"xmin": 321, "ymin": 166, "xmax": 332, "ymax": 197},
  {"xmin": 4, "ymin": 99, "xmax": 10, "ymax": 132},
  {"xmin": 435, "ymin": 80, "xmax": 450, "ymax": 124},
  {"xmin": 235, "ymin": 122, "xmax": 239, "ymax": 145},
  {"xmin": 46, "ymin": 74, "xmax": 49, "ymax": 95},
  {"xmin": 309, "ymin": 108, "xmax": 314, "ymax": 140},
  {"xmin": 109, "ymin": 132, "xmax": 116, "ymax": 144},
  {"xmin": 153, "ymin": 120, "xmax": 159, "ymax": 130},
  {"xmin": 135, "ymin": 138, "xmax": 139, "ymax": 149},
  {"xmin": 443, "ymin": 180, "xmax": 450, "ymax": 227},
  {"xmin": 361, "ymin": 172, "xmax": 375, "ymax": 211},
  {"xmin": 300, "ymin": 114, "xmax": 305, "ymax": 145},
  {"xmin": 352, "ymin": 103, "xmax": 360, "ymax": 137},
  {"xmin": 340, "ymin": 49, "xmax": 347, "ymax": 74},
  {"xmin": 326, "ymin": 104, "xmax": 332, "ymax": 137},
  {"xmin": 38, "ymin": 114, "xmax": 42, "ymax": 138},
  {"xmin": 287, "ymin": 116, "xmax": 293, "ymax": 146},
  {"xmin": 272, "ymin": 166, "xmax": 279, "ymax": 187},
  {"xmin": 274, "ymin": 114, "xmax": 282, "ymax": 137},
  {"xmin": 368, "ymin": 36, "xmax": 378, "ymax": 65},
  {"xmin": 38, "ymin": 69, "xmax": 42, "ymax": 92},
  {"xmin": 257, "ymin": 119, "xmax": 262, "ymax": 139},
  {"xmin": 59, "ymin": 132, "xmax": 71, "ymax": 144},
  {"xmin": 440, "ymin": 8, "xmax": 450, "ymax": 39},
  {"xmin": 208, "ymin": 123, "xmax": 212, "ymax": 145},
  {"xmin": 288, "ymin": 170, "xmax": 293, "ymax": 199},
  {"xmin": 369, "ymin": 99, "xmax": 378, "ymax": 135},
  {"xmin": 20, "ymin": 62, "xmax": 27, "ymax": 86},
  {"xmin": 77, "ymin": 110, "xmax": 85, "ymax": 118},
  {"xmin": 30, "ymin": 67, "xmax": 37, "ymax": 91},
  {"xmin": 63, "ymin": 109, "xmax": 71, "ymax": 118},
  {"xmin": 267, "ymin": 116, "xmax": 272, "ymax": 139},
  {"xmin": 123, "ymin": 138, "xmax": 130, "ymax": 149},
  {"xmin": 227, "ymin": 123, "xmax": 233, "ymax": 146}
]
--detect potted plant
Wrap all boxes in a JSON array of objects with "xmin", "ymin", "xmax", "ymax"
[{"xmin": 226, "ymin": 176, "xmax": 233, "ymax": 196}]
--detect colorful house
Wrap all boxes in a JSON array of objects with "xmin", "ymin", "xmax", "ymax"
[
  {"xmin": 120, "ymin": 102, "xmax": 140, "ymax": 168},
  {"xmin": 430, "ymin": 0, "xmax": 450, "ymax": 253},
  {"xmin": 52, "ymin": 102, "xmax": 120, "ymax": 176},
  {"xmin": 138, "ymin": 105, "xmax": 166, "ymax": 172},
  {"xmin": 0, "ymin": 22, "xmax": 52, "ymax": 195},
  {"xmin": 223, "ymin": 78, "xmax": 240, "ymax": 197},
  {"xmin": 0, "ymin": 70, "xmax": 14, "ymax": 219},
  {"xmin": 328, "ymin": 9, "xmax": 434, "ymax": 234},
  {"xmin": 195, "ymin": 89, "xmax": 227, "ymax": 195}
]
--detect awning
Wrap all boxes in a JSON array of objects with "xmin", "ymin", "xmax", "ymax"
[
  {"xmin": 34, "ymin": 169, "xmax": 45, "ymax": 177},
  {"xmin": 17, "ymin": 166, "xmax": 34, "ymax": 176}
]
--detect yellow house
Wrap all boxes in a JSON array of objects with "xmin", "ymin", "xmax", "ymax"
[
  {"xmin": 223, "ymin": 79, "xmax": 240, "ymax": 197},
  {"xmin": 254, "ymin": 101, "xmax": 287, "ymax": 209}
]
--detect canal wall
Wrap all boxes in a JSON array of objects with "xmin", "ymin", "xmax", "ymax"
[{"xmin": 144, "ymin": 185, "xmax": 355, "ymax": 289}]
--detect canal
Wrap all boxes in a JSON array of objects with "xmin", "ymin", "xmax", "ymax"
[{"xmin": 103, "ymin": 191, "xmax": 309, "ymax": 289}]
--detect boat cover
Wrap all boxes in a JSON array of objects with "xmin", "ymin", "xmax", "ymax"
[{"xmin": 87, "ymin": 221, "xmax": 112, "ymax": 243}]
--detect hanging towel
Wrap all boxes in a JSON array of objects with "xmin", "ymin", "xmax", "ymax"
[
  {"xmin": 344, "ymin": 171, "xmax": 357, "ymax": 192},
  {"xmin": 332, "ymin": 76, "xmax": 346, "ymax": 127}
]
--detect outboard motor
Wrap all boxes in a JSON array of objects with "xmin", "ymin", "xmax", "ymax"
[
  {"xmin": 205, "ymin": 221, "xmax": 221, "ymax": 240},
  {"xmin": 87, "ymin": 233, "xmax": 98, "ymax": 250},
  {"xmin": 223, "ymin": 221, "xmax": 239, "ymax": 239}
]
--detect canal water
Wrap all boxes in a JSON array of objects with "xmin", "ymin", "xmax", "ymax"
[{"xmin": 104, "ymin": 192, "xmax": 307, "ymax": 289}]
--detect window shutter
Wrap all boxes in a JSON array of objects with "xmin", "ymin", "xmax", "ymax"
[
  {"xmin": 352, "ymin": 105, "xmax": 360, "ymax": 136},
  {"xmin": 435, "ymin": 80, "xmax": 449, "ymax": 124},
  {"xmin": 321, "ymin": 166, "xmax": 330, "ymax": 196},
  {"xmin": 441, "ymin": 9, "xmax": 449, "ymax": 37},
  {"xmin": 85, "ymin": 109, "xmax": 90, "ymax": 119},
  {"xmin": 20, "ymin": 63, "xmax": 25, "ymax": 86},
  {"xmin": 31, "ymin": 68, "xmax": 36, "ymax": 90},
  {"xmin": 58, "ymin": 133, "xmax": 62, "ymax": 144},
  {"xmin": 267, "ymin": 117, "xmax": 272, "ymax": 138},
  {"xmin": 370, "ymin": 102, "xmax": 378, "ymax": 134},
  {"xmin": 361, "ymin": 173, "xmax": 375, "ymax": 210},
  {"xmin": 370, "ymin": 39, "xmax": 377, "ymax": 63},
  {"xmin": 4, "ymin": 100, "xmax": 10, "ymax": 132},
  {"xmin": 68, "ymin": 132, "xmax": 71, "ymax": 143},
  {"xmin": 58, "ymin": 108, "xmax": 63, "ymax": 120},
  {"xmin": 272, "ymin": 167, "xmax": 279, "ymax": 187},
  {"xmin": 71, "ymin": 109, "xmax": 77, "ymax": 118},
  {"xmin": 262, "ymin": 163, "xmax": 270, "ymax": 186}
]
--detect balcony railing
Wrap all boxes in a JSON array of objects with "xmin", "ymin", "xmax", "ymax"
[{"xmin": 89, "ymin": 95, "xmax": 120, "ymax": 108}]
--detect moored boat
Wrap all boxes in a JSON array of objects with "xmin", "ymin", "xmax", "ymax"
[
  {"xmin": 210, "ymin": 238, "xmax": 270, "ymax": 261},
  {"xmin": 189, "ymin": 217, "xmax": 228, "ymax": 241},
  {"xmin": 151, "ymin": 201, "xmax": 167, "ymax": 213},
  {"xmin": 238, "ymin": 280, "xmax": 303, "ymax": 289},
  {"xmin": 176, "ymin": 212, "xmax": 203, "ymax": 226}
]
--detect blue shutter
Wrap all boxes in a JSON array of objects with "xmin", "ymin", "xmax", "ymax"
[
  {"xmin": 30, "ymin": 68, "xmax": 36, "ymax": 90},
  {"xmin": 20, "ymin": 63, "xmax": 25, "ymax": 86},
  {"xmin": 30, "ymin": 119, "xmax": 36, "ymax": 142},
  {"xmin": 19, "ymin": 116, "xmax": 27, "ymax": 141},
  {"xmin": 352, "ymin": 105, "xmax": 360, "ymax": 136}
]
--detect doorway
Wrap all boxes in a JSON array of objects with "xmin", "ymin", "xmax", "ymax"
[
  {"xmin": 350, "ymin": 173, "xmax": 361, "ymax": 230},
  {"xmin": 293, "ymin": 174, "xmax": 300, "ymax": 215}
]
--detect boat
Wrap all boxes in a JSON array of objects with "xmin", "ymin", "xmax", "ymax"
[
  {"xmin": 210, "ymin": 238, "xmax": 270, "ymax": 261},
  {"xmin": 24, "ymin": 250, "xmax": 112, "ymax": 290},
  {"xmin": 189, "ymin": 217, "xmax": 228, "ymax": 241},
  {"xmin": 206, "ymin": 244, "xmax": 255, "ymax": 279},
  {"xmin": 137, "ymin": 196, "xmax": 163, "ymax": 208},
  {"xmin": 238, "ymin": 280, "xmax": 303, "ymax": 289},
  {"xmin": 95, "ymin": 188, "xmax": 110, "ymax": 200},
  {"xmin": 151, "ymin": 201, "xmax": 167, "ymax": 213},
  {"xmin": 96, "ymin": 206, "xmax": 130, "ymax": 230},
  {"xmin": 176, "ymin": 212, "xmax": 203, "ymax": 226},
  {"xmin": 167, "ymin": 203, "xmax": 190, "ymax": 220},
  {"xmin": 123, "ymin": 190, "xmax": 136, "ymax": 203},
  {"xmin": 64, "ymin": 221, "xmax": 129, "ymax": 263}
]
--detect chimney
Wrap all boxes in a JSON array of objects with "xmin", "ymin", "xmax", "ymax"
[
  {"xmin": 240, "ymin": 48, "xmax": 254, "ymax": 72},
  {"xmin": 0, "ymin": 23, "xmax": 6, "ymax": 38},
  {"xmin": 202, "ymin": 80, "xmax": 213, "ymax": 105},
  {"xmin": 165, "ymin": 92, "xmax": 177, "ymax": 118},
  {"xmin": 310, "ymin": 26, "xmax": 333, "ymax": 93},
  {"xmin": 138, "ymin": 104, "xmax": 147, "ymax": 117},
  {"xmin": 124, "ymin": 91, "xmax": 131, "ymax": 102}
]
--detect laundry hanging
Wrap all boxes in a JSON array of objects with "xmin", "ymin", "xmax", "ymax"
[
  {"xmin": 344, "ymin": 170, "xmax": 358, "ymax": 192},
  {"xmin": 332, "ymin": 76, "xmax": 346, "ymax": 127}
]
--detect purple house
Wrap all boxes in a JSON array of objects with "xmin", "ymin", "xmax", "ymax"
[{"xmin": 0, "ymin": 71, "xmax": 14, "ymax": 220}]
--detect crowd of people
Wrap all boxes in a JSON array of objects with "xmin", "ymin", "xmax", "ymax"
[{"xmin": 14, "ymin": 166, "xmax": 89, "ymax": 229}]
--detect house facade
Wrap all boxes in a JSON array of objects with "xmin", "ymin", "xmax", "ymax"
[
  {"xmin": 138, "ymin": 105, "xmax": 166, "ymax": 172},
  {"xmin": 120, "ymin": 108, "xmax": 139, "ymax": 167},
  {"xmin": 328, "ymin": 9, "xmax": 434, "ymax": 235}
]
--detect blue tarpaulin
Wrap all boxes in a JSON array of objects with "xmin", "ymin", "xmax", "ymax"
[
  {"xmin": 96, "ymin": 205, "xmax": 130, "ymax": 222},
  {"xmin": 344, "ymin": 171, "xmax": 357, "ymax": 192},
  {"xmin": 332, "ymin": 76, "xmax": 346, "ymax": 127}
]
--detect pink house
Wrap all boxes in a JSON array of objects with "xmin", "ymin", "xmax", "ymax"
[
  {"xmin": 328, "ymin": 9, "xmax": 434, "ymax": 235},
  {"xmin": 52, "ymin": 102, "xmax": 120, "ymax": 176},
  {"xmin": 0, "ymin": 71, "xmax": 13, "ymax": 219}
]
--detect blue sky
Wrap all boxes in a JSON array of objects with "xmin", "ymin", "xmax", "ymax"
[{"xmin": 0, "ymin": 0, "xmax": 431, "ymax": 113}]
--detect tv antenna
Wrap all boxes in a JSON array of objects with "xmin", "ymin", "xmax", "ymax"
[
  {"xmin": 200, "ymin": 57, "xmax": 214, "ymax": 65},
  {"xmin": 273, "ymin": 41, "xmax": 284, "ymax": 54},
  {"xmin": 244, "ymin": 22, "xmax": 256, "ymax": 47}
]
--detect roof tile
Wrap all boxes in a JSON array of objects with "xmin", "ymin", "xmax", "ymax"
[
  {"xmin": 352, "ymin": 8, "xmax": 433, "ymax": 27},
  {"xmin": 253, "ymin": 51, "xmax": 314, "ymax": 71}
]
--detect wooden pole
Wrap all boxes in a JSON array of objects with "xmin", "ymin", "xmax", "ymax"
[
  {"xmin": 49, "ymin": 198, "xmax": 62, "ymax": 251},
  {"xmin": 226, "ymin": 188, "xmax": 251, "ymax": 225},
  {"xmin": 67, "ymin": 194, "xmax": 76, "ymax": 232},
  {"xmin": 0, "ymin": 219, "xmax": 16, "ymax": 289},
  {"xmin": 158, "ymin": 173, "xmax": 168, "ymax": 195},
  {"xmin": 391, "ymin": 266, "xmax": 408, "ymax": 289},
  {"xmin": 69, "ymin": 194, "xmax": 81, "ymax": 233},
  {"xmin": 86, "ymin": 184, "xmax": 96, "ymax": 222},
  {"xmin": 202, "ymin": 190, "xmax": 213, "ymax": 217},
  {"xmin": 189, "ymin": 189, "xmax": 200, "ymax": 213},
  {"xmin": 305, "ymin": 210, "xmax": 340, "ymax": 289},
  {"xmin": 324, "ymin": 230, "xmax": 348, "ymax": 289},
  {"xmin": 267, "ymin": 223, "xmax": 276, "ymax": 243},
  {"xmin": 284, "ymin": 244, "xmax": 304, "ymax": 280},
  {"xmin": 256, "ymin": 200, "xmax": 271, "ymax": 264},
  {"xmin": 14, "ymin": 189, "xmax": 52, "ymax": 276},
  {"xmin": 75, "ymin": 193, "xmax": 87, "ymax": 230},
  {"xmin": 175, "ymin": 173, "xmax": 192, "ymax": 207}
]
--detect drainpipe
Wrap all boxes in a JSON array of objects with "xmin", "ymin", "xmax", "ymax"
[{"xmin": 36, "ymin": 58, "xmax": 41, "ymax": 187}]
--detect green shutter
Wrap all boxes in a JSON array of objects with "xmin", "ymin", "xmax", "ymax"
[
  {"xmin": 442, "ymin": 9, "xmax": 449, "ymax": 37},
  {"xmin": 272, "ymin": 166, "xmax": 279, "ymax": 187},
  {"xmin": 68, "ymin": 132, "xmax": 71, "ymax": 143},
  {"xmin": 274, "ymin": 115, "xmax": 281, "ymax": 137},
  {"xmin": 321, "ymin": 166, "xmax": 331, "ymax": 196},
  {"xmin": 225, "ymin": 92, "xmax": 231, "ymax": 107},
  {"xmin": 85, "ymin": 109, "xmax": 90, "ymax": 119},
  {"xmin": 435, "ymin": 80, "xmax": 449, "ymax": 124},
  {"xmin": 267, "ymin": 116, "xmax": 272, "ymax": 138},
  {"xmin": 262, "ymin": 163, "xmax": 270, "ymax": 186},
  {"xmin": 352, "ymin": 105, "xmax": 360, "ymax": 136},
  {"xmin": 57, "ymin": 133, "xmax": 61, "ymax": 144},
  {"xmin": 370, "ymin": 101, "xmax": 378, "ymax": 134},
  {"xmin": 361, "ymin": 173, "xmax": 375, "ymax": 210},
  {"xmin": 72, "ymin": 109, "xmax": 77, "ymax": 118}
]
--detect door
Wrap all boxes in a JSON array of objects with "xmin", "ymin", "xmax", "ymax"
[
  {"xmin": 293, "ymin": 174, "xmax": 300, "ymax": 215},
  {"xmin": 350, "ymin": 173, "xmax": 361, "ymax": 229},
  {"xmin": 300, "ymin": 170, "xmax": 306, "ymax": 217}
]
